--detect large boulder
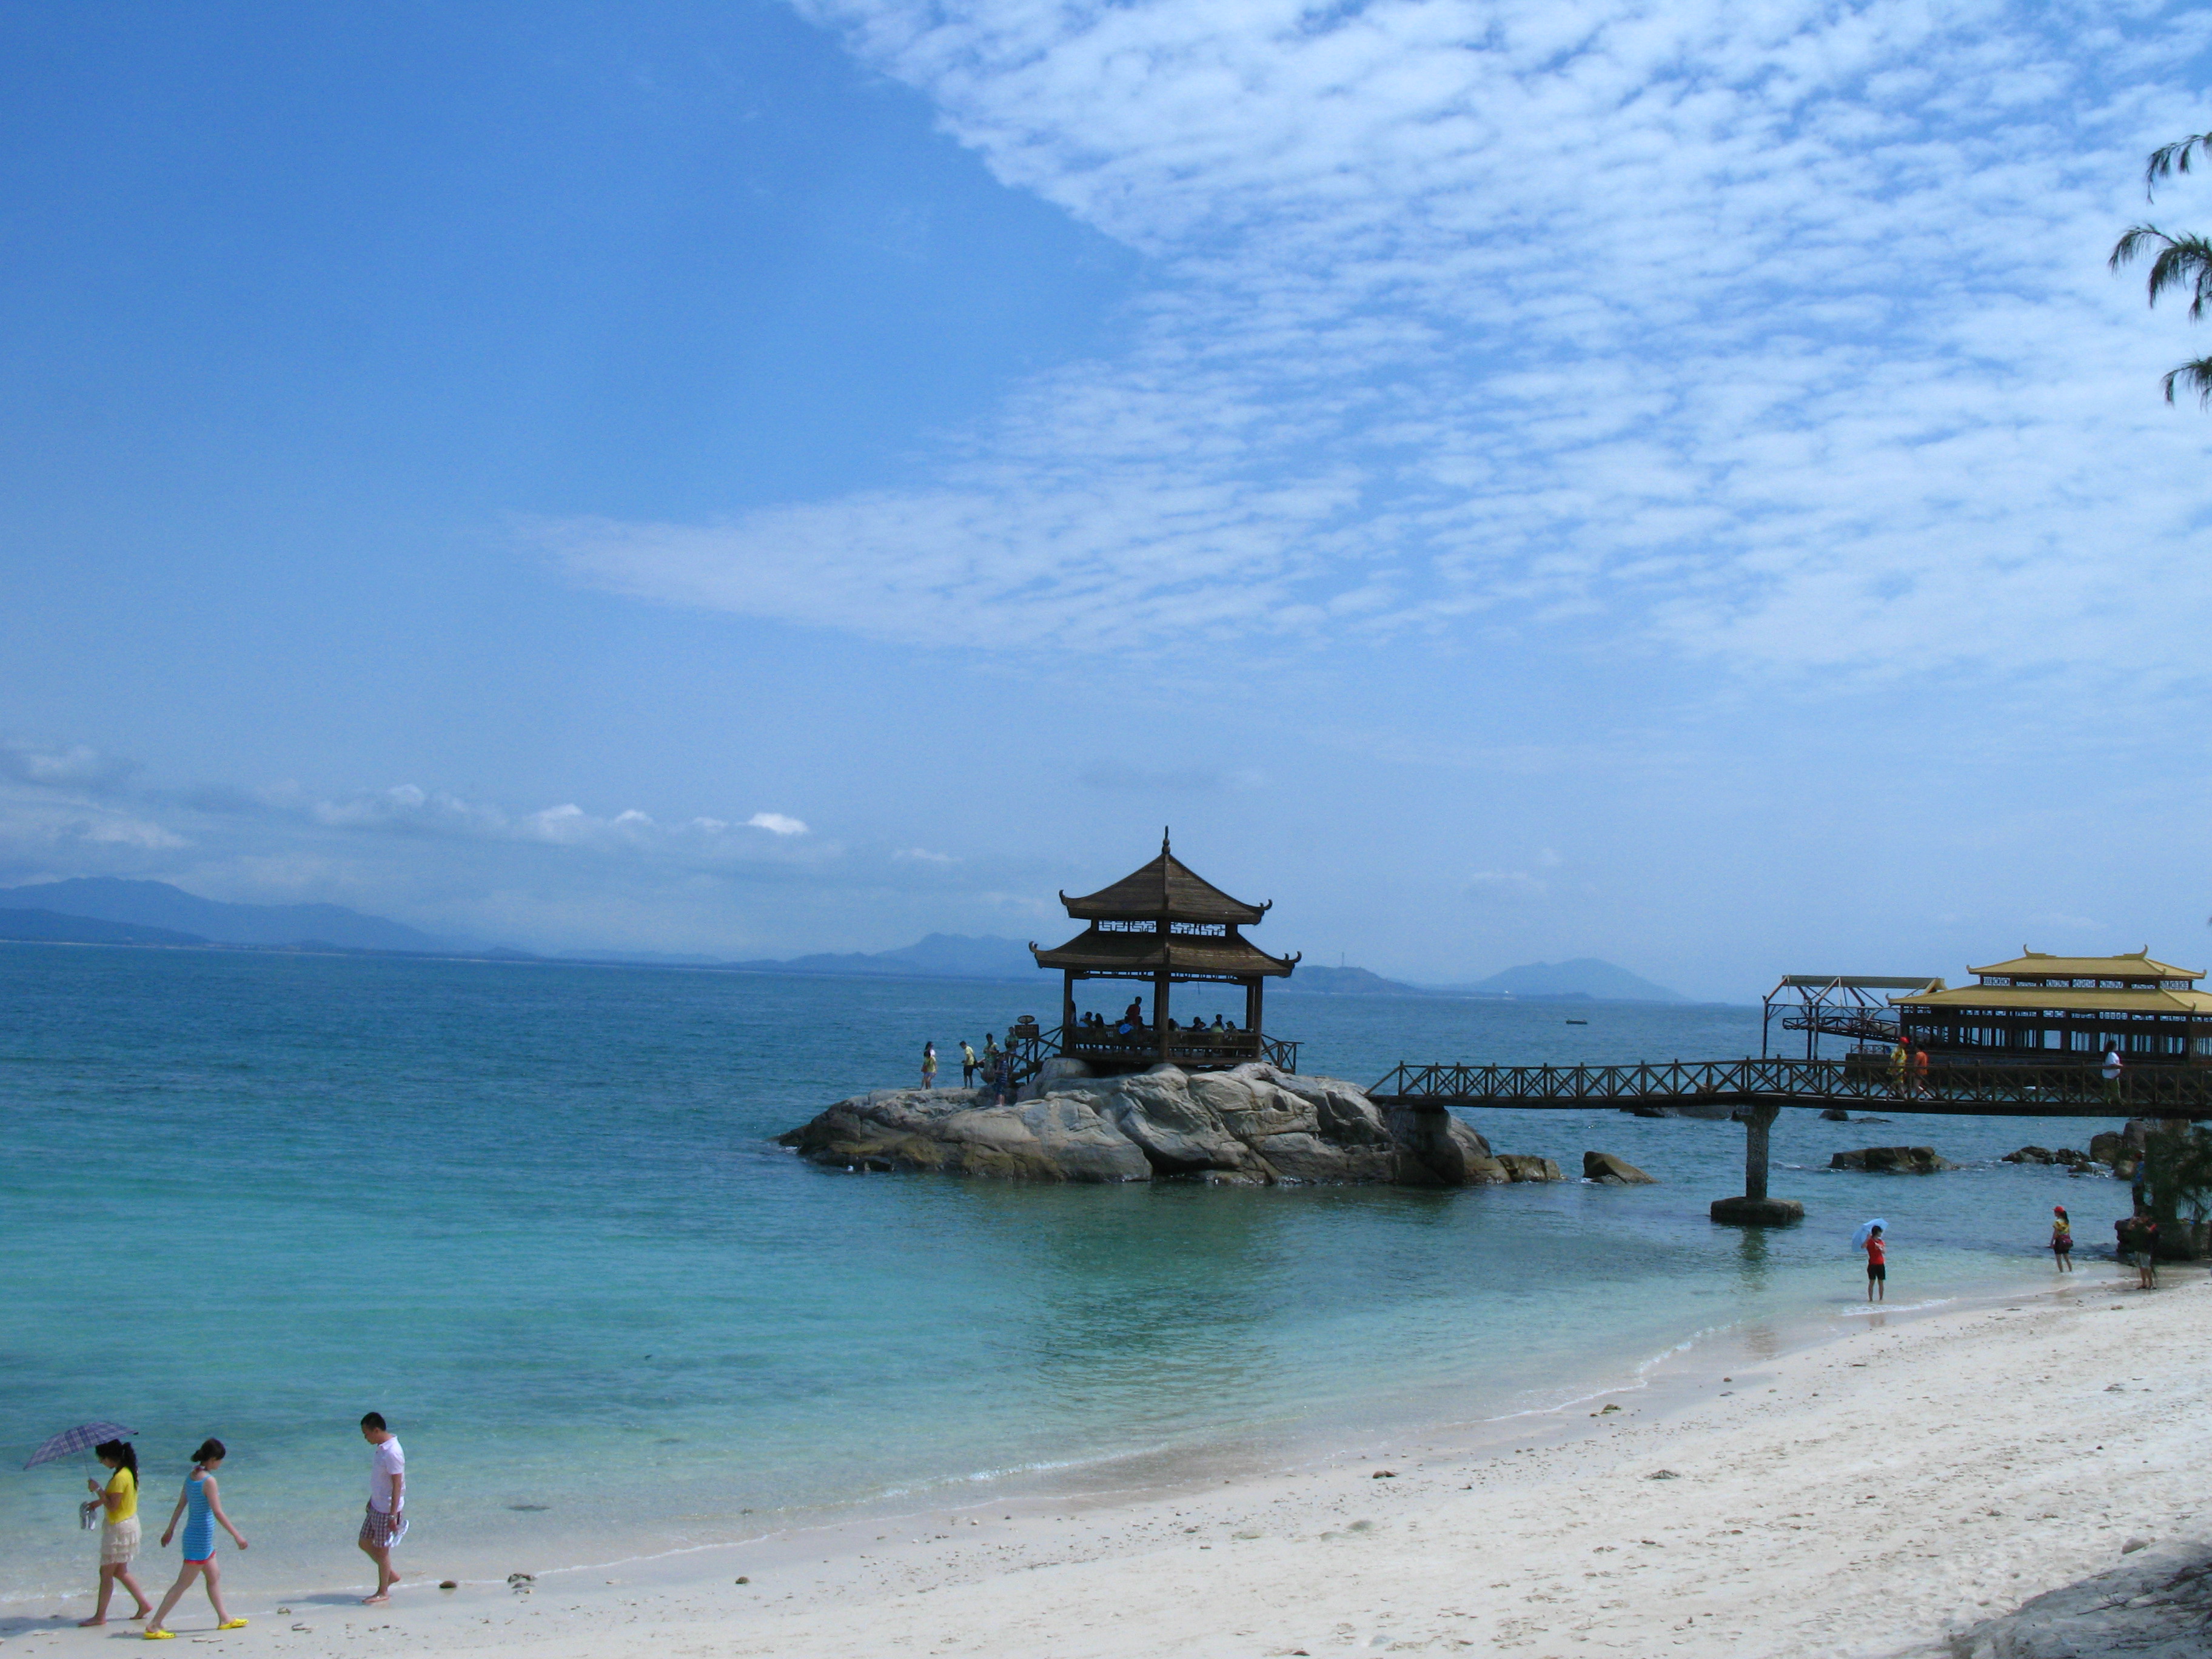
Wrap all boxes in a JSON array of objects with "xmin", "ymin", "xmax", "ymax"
[
  {"xmin": 1949, "ymin": 1537, "xmax": 2212, "ymax": 1657},
  {"xmin": 777, "ymin": 1064, "xmax": 1558, "ymax": 1188},
  {"xmin": 1584, "ymin": 1151, "xmax": 1657, "ymax": 1184},
  {"xmin": 1829, "ymin": 1145, "xmax": 1959, "ymax": 1173}
]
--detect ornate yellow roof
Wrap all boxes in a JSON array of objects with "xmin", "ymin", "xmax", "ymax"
[
  {"xmin": 1894, "ymin": 984, "xmax": 2212, "ymax": 1015},
  {"xmin": 1968, "ymin": 948, "xmax": 2201, "ymax": 981}
]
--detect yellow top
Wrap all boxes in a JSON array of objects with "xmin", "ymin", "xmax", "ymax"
[{"xmin": 105, "ymin": 1466, "xmax": 136, "ymax": 1522}]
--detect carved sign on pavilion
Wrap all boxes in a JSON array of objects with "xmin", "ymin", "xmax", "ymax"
[{"xmin": 1031, "ymin": 832, "xmax": 1300, "ymax": 1073}]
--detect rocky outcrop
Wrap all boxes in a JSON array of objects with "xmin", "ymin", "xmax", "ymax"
[
  {"xmin": 1830, "ymin": 1145, "xmax": 1959, "ymax": 1173},
  {"xmin": 1583, "ymin": 1151, "xmax": 1657, "ymax": 1184},
  {"xmin": 1946, "ymin": 1537, "xmax": 2211, "ymax": 1657},
  {"xmin": 2003, "ymin": 1144, "xmax": 2097, "ymax": 1171},
  {"xmin": 777, "ymin": 1062, "xmax": 1566, "ymax": 1187}
]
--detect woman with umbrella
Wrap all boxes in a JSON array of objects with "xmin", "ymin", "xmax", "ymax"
[{"xmin": 79, "ymin": 1439, "xmax": 153, "ymax": 1625}]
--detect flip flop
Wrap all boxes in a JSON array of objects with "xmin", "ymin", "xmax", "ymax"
[
  {"xmin": 218, "ymin": 1619, "xmax": 249, "ymax": 1630},
  {"xmin": 143, "ymin": 1632, "xmax": 175, "ymax": 1640}
]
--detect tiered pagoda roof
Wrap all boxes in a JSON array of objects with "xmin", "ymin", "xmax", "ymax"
[{"xmin": 1031, "ymin": 834, "xmax": 1298, "ymax": 979}]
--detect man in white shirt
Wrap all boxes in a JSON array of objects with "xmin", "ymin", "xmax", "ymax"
[{"xmin": 357, "ymin": 1412, "xmax": 406, "ymax": 1604}]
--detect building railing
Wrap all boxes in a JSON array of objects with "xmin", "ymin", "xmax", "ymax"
[
  {"xmin": 1367, "ymin": 1056, "xmax": 2212, "ymax": 1116},
  {"xmin": 1002, "ymin": 1023, "xmax": 1299, "ymax": 1078}
]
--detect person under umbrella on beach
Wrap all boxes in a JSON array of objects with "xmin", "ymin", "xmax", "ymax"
[
  {"xmin": 358, "ymin": 1412, "xmax": 406, "ymax": 1604},
  {"xmin": 78, "ymin": 1439, "xmax": 153, "ymax": 1626},
  {"xmin": 145, "ymin": 1438, "xmax": 248, "ymax": 1638},
  {"xmin": 2049, "ymin": 1205, "xmax": 2073, "ymax": 1272}
]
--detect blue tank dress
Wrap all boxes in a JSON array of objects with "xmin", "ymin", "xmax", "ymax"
[{"xmin": 180, "ymin": 1473, "xmax": 215, "ymax": 1561}]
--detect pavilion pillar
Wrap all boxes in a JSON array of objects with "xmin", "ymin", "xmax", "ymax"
[
  {"xmin": 1062, "ymin": 971, "xmax": 1076, "ymax": 1049},
  {"xmin": 1155, "ymin": 970, "xmax": 1171, "ymax": 1065},
  {"xmin": 1710, "ymin": 1101, "xmax": 1803, "ymax": 1226}
]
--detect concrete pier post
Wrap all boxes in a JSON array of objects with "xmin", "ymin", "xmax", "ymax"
[{"xmin": 1711, "ymin": 1101, "xmax": 1804, "ymax": 1225}]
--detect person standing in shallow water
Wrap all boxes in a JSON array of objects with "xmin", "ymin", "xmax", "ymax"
[
  {"xmin": 920, "ymin": 1042, "xmax": 937, "ymax": 1090},
  {"xmin": 145, "ymin": 1438, "xmax": 248, "ymax": 1638},
  {"xmin": 1863, "ymin": 1224, "xmax": 1887, "ymax": 1302},
  {"xmin": 2049, "ymin": 1205, "xmax": 2073, "ymax": 1271},
  {"xmin": 78, "ymin": 1439, "xmax": 152, "ymax": 1626},
  {"xmin": 358, "ymin": 1413, "xmax": 406, "ymax": 1604}
]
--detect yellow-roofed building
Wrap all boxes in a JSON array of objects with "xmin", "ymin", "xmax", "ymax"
[{"xmin": 1893, "ymin": 950, "xmax": 2212, "ymax": 1065}]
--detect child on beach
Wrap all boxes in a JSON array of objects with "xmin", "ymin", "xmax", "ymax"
[
  {"xmin": 1863, "ymin": 1224, "xmax": 1886, "ymax": 1302},
  {"xmin": 2049, "ymin": 1206, "xmax": 2073, "ymax": 1271},
  {"xmin": 77, "ymin": 1439, "xmax": 153, "ymax": 1626},
  {"xmin": 145, "ymin": 1439, "xmax": 249, "ymax": 1638}
]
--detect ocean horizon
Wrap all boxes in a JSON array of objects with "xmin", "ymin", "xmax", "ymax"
[{"xmin": 3, "ymin": 943, "xmax": 2113, "ymax": 1603}]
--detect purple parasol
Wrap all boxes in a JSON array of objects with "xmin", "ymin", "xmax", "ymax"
[{"xmin": 22, "ymin": 1423, "xmax": 138, "ymax": 1470}]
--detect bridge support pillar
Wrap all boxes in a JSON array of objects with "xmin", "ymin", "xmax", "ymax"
[{"xmin": 1711, "ymin": 1101, "xmax": 1803, "ymax": 1226}]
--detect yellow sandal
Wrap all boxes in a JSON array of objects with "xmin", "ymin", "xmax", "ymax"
[{"xmin": 218, "ymin": 1619, "xmax": 249, "ymax": 1630}]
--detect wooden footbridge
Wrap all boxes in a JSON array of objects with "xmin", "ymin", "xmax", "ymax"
[{"xmin": 1367, "ymin": 1058, "xmax": 2212, "ymax": 1224}]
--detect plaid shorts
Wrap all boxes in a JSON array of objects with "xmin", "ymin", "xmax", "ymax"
[{"xmin": 358, "ymin": 1504, "xmax": 408, "ymax": 1550}]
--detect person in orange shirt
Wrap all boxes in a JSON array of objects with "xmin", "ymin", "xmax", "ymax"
[
  {"xmin": 1909, "ymin": 1043, "xmax": 1931, "ymax": 1099},
  {"xmin": 1863, "ymin": 1224, "xmax": 1886, "ymax": 1302}
]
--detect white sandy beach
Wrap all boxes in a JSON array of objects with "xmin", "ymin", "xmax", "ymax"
[{"xmin": 15, "ymin": 1261, "xmax": 2210, "ymax": 1659}]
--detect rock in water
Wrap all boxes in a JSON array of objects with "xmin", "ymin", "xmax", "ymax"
[
  {"xmin": 1583, "ymin": 1151, "xmax": 1658, "ymax": 1184},
  {"xmin": 777, "ymin": 1064, "xmax": 1560, "ymax": 1188},
  {"xmin": 2004, "ymin": 1145, "xmax": 2055, "ymax": 1165},
  {"xmin": 1829, "ymin": 1145, "xmax": 1958, "ymax": 1173},
  {"xmin": 1948, "ymin": 1537, "xmax": 2211, "ymax": 1658}
]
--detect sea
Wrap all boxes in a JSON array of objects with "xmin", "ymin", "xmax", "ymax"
[{"xmin": 0, "ymin": 944, "xmax": 2132, "ymax": 1604}]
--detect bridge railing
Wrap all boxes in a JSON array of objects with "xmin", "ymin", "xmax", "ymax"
[{"xmin": 1369, "ymin": 1057, "xmax": 2212, "ymax": 1114}]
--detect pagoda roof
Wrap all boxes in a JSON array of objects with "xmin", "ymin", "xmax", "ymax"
[
  {"xmin": 1031, "ymin": 926, "xmax": 1298, "ymax": 979},
  {"xmin": 1060, "ymin": 833, "xmax": 1269, "ymax": 924},
  {"xmin": 1969, "ymin": 948, "xmax": 2201, "ymax": 982},
  {"xmin": 1894, "ymin": 984, "xmax": 2212, "ymax": 1016}
]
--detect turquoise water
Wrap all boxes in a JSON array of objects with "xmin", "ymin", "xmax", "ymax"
[{"xmin": 0, "ymin": 946, "xmax": 2129, "ymax": 1603}]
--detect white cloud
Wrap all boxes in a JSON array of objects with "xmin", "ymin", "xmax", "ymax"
[
  {"xmin": 894, "ymin": 846, "xmax": 956, "ymax": 863},
  {"xmin": 746, "ymin": 811, "xmax": 811, "ymax": 836},
  {"xmin": 0, "ymin": 740, "xmax": 140, "ymax": 792},
  {"xmin": 534, "ymin": 0, "xmax": 2212, "ymax": 692}
]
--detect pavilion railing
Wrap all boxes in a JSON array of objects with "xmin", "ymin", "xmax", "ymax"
[
  {"xmin": 1015, "ymin": 1023, "xmax": 1301, "ymax": 1076},
  {"xmin": 1367, "ymin": 1057, "xmax": 2212, "ymax": 1116}
]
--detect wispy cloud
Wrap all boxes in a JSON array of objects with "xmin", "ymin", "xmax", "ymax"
[{"xmin": 534, "ymin": 0, "xmax": 2212, "ymax": 689}]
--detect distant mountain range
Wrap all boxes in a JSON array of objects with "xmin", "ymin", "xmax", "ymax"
[
  {"xmin": 0, "ymin": 882, "xmax": 1689, "ymax": 1001},
  {"xmin": 0, "ymin": 877, "xmax": 457, "ymax": 953}
]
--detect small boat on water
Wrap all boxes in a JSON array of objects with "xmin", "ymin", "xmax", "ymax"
[{"xmin": 1564, "ymin": 1018, "xmax": 1587, "ymax": 1025}]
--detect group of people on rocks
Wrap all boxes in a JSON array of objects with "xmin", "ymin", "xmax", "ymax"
[{"xmin": 75, "ymin": 1414, "xmax": 407, "ymax": 1638}]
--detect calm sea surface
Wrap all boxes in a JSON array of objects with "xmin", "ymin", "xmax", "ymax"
[{"xmin": 0, "ymin": 946, "xmax": 2131, "ymax": 1600}]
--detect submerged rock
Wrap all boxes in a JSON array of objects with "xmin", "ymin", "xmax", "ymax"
[
  {"xmin": 777, "ymin": 1063, "xmax": 1564, "ymax": 1188},
  {"xmin": 1583, "ymin": 1151, "xmax": 1658, "ymax": 1184},
  {"xmin": 1829, "ymin": 1145, "xmax": 1959, "ymax": 1173}
]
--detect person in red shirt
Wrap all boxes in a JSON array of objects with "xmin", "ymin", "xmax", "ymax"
[{"xmin": 1863, "ymin": 1224, "xmax": 1886, "ymax": 1302}]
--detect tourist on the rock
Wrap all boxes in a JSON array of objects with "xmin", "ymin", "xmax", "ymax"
[
  {"xmin": 983, "ymin": 1033, "xmax": 999, "ymax": 1074},
  {"xmin": 1862, "ymin": 1223, "xmax": 1886, "ymax": 1302},
  {"xmin": 2049, "ymin": 1205, "xmax": 2073, "ymax": 1271},
  {"xmin": 960, "ymin": 1040, "xmax": 979, "ymax": 1087},
  {"xmin": 921, "ymin": 1042, "xmax": 937, "ymax": 1090}
]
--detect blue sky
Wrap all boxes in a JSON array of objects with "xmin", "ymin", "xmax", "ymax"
[{"xmin": 5, "ymin": 0, "xmax": 2212, "ymax": 998}]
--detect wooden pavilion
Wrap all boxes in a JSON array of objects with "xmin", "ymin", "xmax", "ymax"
[
  {"xmin": 1892, "ymin": 948, "xmax": 2212, "ymax": 1065},
  {"xmin": 1031, "ymin": 833, "xmax": 1300, "ymax": 1074}
]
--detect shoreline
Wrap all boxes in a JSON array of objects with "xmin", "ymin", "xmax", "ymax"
[{"xmin": 15, "ymin": 1251, "xmax": 2179, "ymax": 1657}]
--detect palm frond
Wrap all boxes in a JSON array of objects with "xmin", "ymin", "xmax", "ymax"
[
  {"xmin": 2162, "ymin": 356, "xmax": 2212, "ymax": 407},
  {"xmin": 2147, "ymin": 134, "xmax": 2212, "ymax": 198},
  {"xmin": 2111, "ymin": 226, "xmax": 2212, "ymax": 318}
]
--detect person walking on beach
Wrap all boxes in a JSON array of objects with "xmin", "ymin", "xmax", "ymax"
[
  {"xmin": 920, "ymin": 1042, "xmax": 937, "ymax": 1090},
  {"xmin": 2049, "ymin": 1205, "xmax": 2073, "ymax": 1272},
  {"xmin": 77, "ymin": 1439, "xmax": 152, "ymax": 1626},
  {"xmin": 1863, "ymin": 1224, "xmax": 1887, "ymax": 1302},
  {"xmin": 144, "ymin": 1438, "xmax": 248, "ymax": 1638},
  {"xmin": 960, "ymin": 1040, "xmax": 979, "ymax": 1087},
  {"xmin": 357, "ymin": 1412, "xmax": 406, "ymax": 1604}
]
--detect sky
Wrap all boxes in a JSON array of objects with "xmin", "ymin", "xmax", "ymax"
[{"xmin": 5, "ymin": 0, "xmax": 2212, "ymax": 1000}]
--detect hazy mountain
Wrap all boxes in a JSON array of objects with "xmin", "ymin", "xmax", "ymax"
[
  {"xmin": 1435, "ymin": 958, "xmax": 1685, "ymax": 1003},
  {"xmin": 0, "ymin": 877, "xmax": 455, "ymax": 953},
  {"xmin": 731, "ymin": 933, "xmax": 1044, "ymax": 980},
  {"xmin": 1277, "ymin": 964, "xmax": 1429, "ymax": 996},
  {"xmin": 0, "ymin": 907, "xmax": 210, "ymax": 947}
]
